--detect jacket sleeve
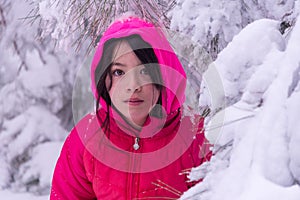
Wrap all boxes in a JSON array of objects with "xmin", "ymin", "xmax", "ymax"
[{"xmin": 50, "ymin": 128, "xmax": 96, "ymax": 200}]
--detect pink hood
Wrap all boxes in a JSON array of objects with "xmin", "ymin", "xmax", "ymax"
[{"xmin": 90, "ymin": 16, "xmax": 187, "ymax": 115}]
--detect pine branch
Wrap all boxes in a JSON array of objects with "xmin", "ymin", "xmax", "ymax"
[
  {"xmin": 13, "ymin": 40, "xmax": 28, "ymax": 74},
  {"xmin": 27, "ymin": 0, "xmax": 175, "ymax": 54},
  {"xmin": 0, "ymin": 5, "xmax": 7, "ymax": 27}
]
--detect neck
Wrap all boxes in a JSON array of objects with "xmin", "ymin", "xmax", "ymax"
[
  {"xmin": 111, "ymin": 106, "xmax": 146, "ymax": 132},
  {"xmin": 124, "ymin": 117, "xmax": 144, "ymax": 131}
]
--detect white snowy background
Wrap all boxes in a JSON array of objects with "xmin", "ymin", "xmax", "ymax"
[{"xmin": 1, "ymin": 0, "xmax": 300, "ymax": 199}]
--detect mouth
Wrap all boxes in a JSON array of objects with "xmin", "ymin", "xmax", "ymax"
[{"xmin": 124, "ymin": 98, "xmax": 144, "ymax": 105}]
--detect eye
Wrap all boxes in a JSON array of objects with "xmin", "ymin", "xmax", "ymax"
[
  {"xmin": 140, "ymin": 67, "xmax": 150, "ymax": 75},
  {"xmin": 112, "ymin": 69, "xmax": 124, "ymax": 77}
]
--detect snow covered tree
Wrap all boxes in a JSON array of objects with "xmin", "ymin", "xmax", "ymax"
[
  {"xmin": 177, "ymin": 1, "xmax": 300, "ymax": 200},
  {"xmin": 170, "ymin": 0, "xmax": 297, "ymax": 60},
  {"xmin": 0, "ymin": 0, "xmax": 81, "ymax": 194},
  {"xmin": 31, "ymin": 0, "xmax": 175, "ymax": 54}
]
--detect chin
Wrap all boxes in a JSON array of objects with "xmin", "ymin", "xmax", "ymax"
[{"xmin": 126, "ymin": 114, "xmax": 148, "ymax": 123}]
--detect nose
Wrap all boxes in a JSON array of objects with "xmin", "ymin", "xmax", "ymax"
[{"xmin": 125, "ymin": 71, "xmax": 142, "ymax": 93}]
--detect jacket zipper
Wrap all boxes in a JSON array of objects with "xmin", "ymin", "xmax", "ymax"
[
  {"xmin": 127, "ymin": 137, "xmax": 141, "ymax": 199},
  {"xmin": 133, "ymin": 137, "xmax": 140, "ymax": 150}
]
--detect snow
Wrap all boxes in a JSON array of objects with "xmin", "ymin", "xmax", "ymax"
[
  {"xmin": 0, "ymin": 190, "xmax": 48, "ymax": 200},
  {"xmin": 238, "ymin": 171, "xmax": 300, "ymax": 200},
  {"xmin": 1, "ymin": 0, "xmax": 300, "ymax": 199},
  {"xmin": 170, "ymin": 0, "xmax": 298, "ymax": 60},
  {"xmin": 199, "ymin": 18, "xmax": 285, "ymax": 109},
  {"xmin": 288, "ymin": 90, "xmax": 300, "ymax": 184},
  {"xmin": 0, "ymin": 106, "xmax": 66, "ymax": 194},
  {"xmin": 16, "ymin": 142, "xmax": 63, "ymax": 194},
  {"xmin": 38, "ymin": 0, "xmax": 60, "ymax": 21},
  {"xmin": 181, "ymin": 12, "xmax": 300, "ymax": 200},
  {"xmin": 0, "ymin": 0, "xmax": 79, "ymax": 197}
]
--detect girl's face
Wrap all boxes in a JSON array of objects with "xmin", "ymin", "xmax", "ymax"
[{"xmin": 106, "ymin": 40, "xmax": 160, "ymax": 128}]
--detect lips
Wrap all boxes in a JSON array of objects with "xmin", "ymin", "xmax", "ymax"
[{"xmin": 124, "ymin": 98, "xmax": 144, "ymax": 105}]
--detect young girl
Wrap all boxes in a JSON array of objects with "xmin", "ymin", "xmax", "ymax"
[{"xmin": 50, "ymin": 16, "xmax": 211, "ymax": 200}]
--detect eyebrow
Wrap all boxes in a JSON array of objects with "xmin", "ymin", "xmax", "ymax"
[{"xmin": 111, "ymin": 62, "xmax": 126, "ymax": 67}]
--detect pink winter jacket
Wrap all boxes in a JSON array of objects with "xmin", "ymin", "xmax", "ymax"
[{"xmin": 50, "ymin": 16, "xmax": 211, "ymax": 200}]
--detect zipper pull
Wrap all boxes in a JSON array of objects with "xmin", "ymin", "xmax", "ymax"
[{"xmin": 133, "ymin": 137, "xmax": 140, "ymax": 150}]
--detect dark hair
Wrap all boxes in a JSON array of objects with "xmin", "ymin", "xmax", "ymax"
[{"xmin": 95, "ymin": 34, "xmax": 163, "ymax": 131}]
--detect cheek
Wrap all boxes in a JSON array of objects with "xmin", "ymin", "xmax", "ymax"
[
  {"xmin": 108, "ymin": 86, "xmax": 117, "ymax": 103},
  {"xmin": 150, "ymin": 86, "xmax": 160, "ymax": 104},
  {"xmin": 105, "ymin": 76, "xmax": 116, "ymax": 103},
  {"xmin": 107, "ymin": 80, "xmax": 122, "ymax": 105},
  {"xmin": 105, "ymin": 76, "xmax": 111, "ymax": 91}
]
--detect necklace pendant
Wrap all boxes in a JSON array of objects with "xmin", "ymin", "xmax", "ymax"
[{"xmin": 133, "ymin": 137, "xmax": 140, "ymax": 150}]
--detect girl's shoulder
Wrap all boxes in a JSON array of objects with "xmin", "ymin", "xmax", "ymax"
[{"xmin": 67, "ymin": 109, "xmax": 106, "ymax": 149}]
